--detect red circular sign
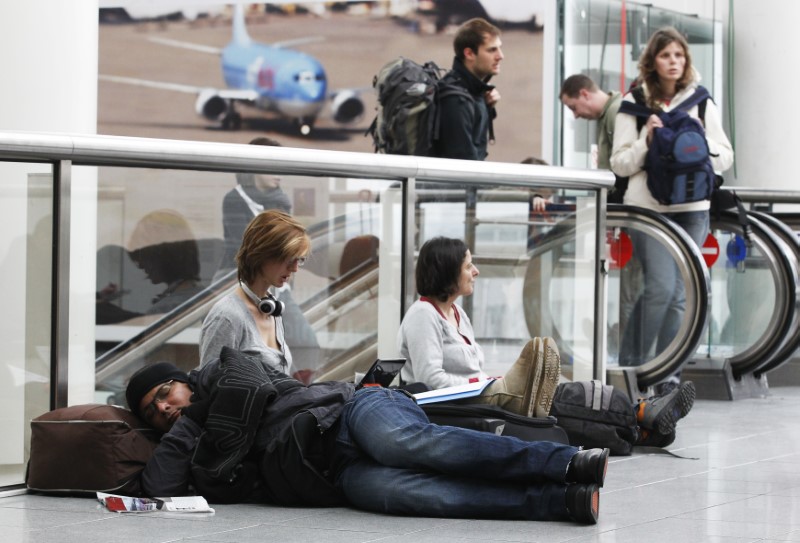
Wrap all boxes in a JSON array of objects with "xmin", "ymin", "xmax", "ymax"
[
  {"xmin": 608, "ymin": 230, "xmax": 633, "ymax": 270},
  {"xmin": 701, "ymin": 233, "xmax": 720, "ymax": 267}
]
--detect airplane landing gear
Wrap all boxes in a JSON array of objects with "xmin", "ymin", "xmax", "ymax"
[
  {"xmin": 221, "ymin": 111, "xmax": 242, "ymax": 130},
  {"xmin": 295, "ymin": 118, "xmax": 313, "ymax": 136}
]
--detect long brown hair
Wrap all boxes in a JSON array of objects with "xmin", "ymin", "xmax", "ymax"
[{"xmin": 637, "ymin": 27, "xmax": 694, "ymax": 110}]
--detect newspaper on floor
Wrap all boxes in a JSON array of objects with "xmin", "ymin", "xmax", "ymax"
[{"xmin": 97, "ymin": 492, "xmax": 215, "ymax": 514}]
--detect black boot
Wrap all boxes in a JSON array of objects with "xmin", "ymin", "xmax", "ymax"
[
  {"xmin": 565, "ymin": 483, "xmax": 599, "ymax": 524},
  {"xmin": 567, "ymin": 448, "xmax": 609, "ymax": 487}
]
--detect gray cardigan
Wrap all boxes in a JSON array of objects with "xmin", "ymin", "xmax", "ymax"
[
  {"xmin": 397, "ymin": 299, "xmax": 487, "ymax": 388},
  {"xmin": 199, "ymin": 292, "xmax": 293, "ymax": 375}
]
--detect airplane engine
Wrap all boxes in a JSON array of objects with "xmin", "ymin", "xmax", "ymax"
[
  {"xmin": 330, "ymin": 90, "xmax": 365, "ymax": 124},
  {"xmin": 195, "ymin": 89, "xmax": 229, "ymax": 120}
]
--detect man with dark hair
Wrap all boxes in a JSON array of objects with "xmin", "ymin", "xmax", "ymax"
[
  {"xmin": 126, "ymin": 348, "xmax": 610, "ymax": 523},
  {"xmin": 559, "ymin": 74, "xmax": 625, "ymax": 202},
  {"xmin": 434, "ymin": 18, "xmax": 503, "ymax": 160}
]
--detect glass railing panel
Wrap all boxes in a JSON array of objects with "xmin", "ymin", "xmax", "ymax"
[
  {"xmin": 94, "ymin": 164, "xmax": 400, "ymax": 399},
  {"xmin": 0, "ymin": 161, "xmax": 53, "ymax": 487},
  {"xmin": 415, "ymin": 185, "xmax": 598, "ymax": 382}
]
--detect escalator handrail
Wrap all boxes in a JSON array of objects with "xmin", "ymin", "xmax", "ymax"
[
  {"xmin": 747, "ymin": 211, "xmax": 800, "ymax": 377},
  {"xmin": 710, "ymin": 211, "xmax": 799, "ymax": 378}
]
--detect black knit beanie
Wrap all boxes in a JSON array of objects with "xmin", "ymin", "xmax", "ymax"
[{"xmin": 125, "ymin": 362, "xmax": 189, "ymax": 418}]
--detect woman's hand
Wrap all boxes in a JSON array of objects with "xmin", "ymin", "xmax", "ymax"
[{"xmin": 645, "ymin": 114, "xmax": 663, "ymax": 145}]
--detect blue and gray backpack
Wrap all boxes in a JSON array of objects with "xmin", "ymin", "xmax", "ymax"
[{"xmin": 619, "ymin": 85, "xmax": 718, "ymax": 205}]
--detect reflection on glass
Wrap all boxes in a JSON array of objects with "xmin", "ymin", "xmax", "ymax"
[
  {"xmin": 95, "ymin": 167, "xmax": 397, "ymax": 398},
  {"xmin": 0, "ymin": 163, "xmax": 52, "ymax": 487}
]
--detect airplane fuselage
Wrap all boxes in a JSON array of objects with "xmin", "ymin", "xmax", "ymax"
[{"xmin": 221, "ymin": 42, "xmax": 327, "ymax": 120}]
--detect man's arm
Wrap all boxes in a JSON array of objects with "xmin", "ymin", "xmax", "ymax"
[{"xmin": 141, "ymin": 416, "xmax": 202, "ymax": 497}]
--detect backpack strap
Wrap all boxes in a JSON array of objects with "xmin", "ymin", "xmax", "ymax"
[{"xmin": 619, "ymin": 85, "xmax": 711, "ymax": 131}]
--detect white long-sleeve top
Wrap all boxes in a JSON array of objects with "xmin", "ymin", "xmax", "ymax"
[{"xmin": 397, "ymin": 299, "xmax": 488, "ymax": 389}]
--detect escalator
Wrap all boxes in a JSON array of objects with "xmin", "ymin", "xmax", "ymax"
[
  {"xmin": 525, "ymin": 203, "xmax": 800, "ymax": 394},
  {"xmin": 96, "ymin": 200, "xmax": 800, "ymax": 404},
  {"xmin": 697, "ymin": 210, "xmax": 800, "ymax": 379}
]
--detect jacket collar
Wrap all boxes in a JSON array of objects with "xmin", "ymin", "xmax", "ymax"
[{"xmin": 450, "ymin": 57, "xmax": 494, "ymax": 95}]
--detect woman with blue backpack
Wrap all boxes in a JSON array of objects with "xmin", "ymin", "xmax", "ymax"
[{"xmin": 610, "ymin": 27, "xmax": 734, "ymax": 384}]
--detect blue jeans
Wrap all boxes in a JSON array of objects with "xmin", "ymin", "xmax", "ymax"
[
  {"xmin": 330, "ymin": 387, "xmax": 579, "ymax": 520},
  {"xmin": 620, "ymin": 210, "xmax": 710, "ymax": 367}
]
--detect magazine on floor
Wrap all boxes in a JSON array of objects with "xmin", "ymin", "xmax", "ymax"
[{"xmin": 97, "ymin": 492, "xmax": 215, "ymax": 514}]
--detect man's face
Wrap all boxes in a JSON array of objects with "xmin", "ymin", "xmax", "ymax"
[
  {"xmin": 139, "ymin": 380, "xmax": 193, "ymax": 433},
  {"xmin": 561, "ymin": 90, "xmax": 600, "ymax": 120},
  {"xmin": 466, "ymin": 34, "xmax": 503, "ymax": 80},
  {"xmin": 253, "ymin": 173, "xmax": 281, "ymax": 191}
]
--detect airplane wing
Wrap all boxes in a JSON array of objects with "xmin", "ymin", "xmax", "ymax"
[
  {"xmin": 272, "ymin": 36, "xmax": 325, "ymax": 49},
  {"xmin": 147, "ymin": 35, "xmax": 324, "ymax": 54},
  {"xmin": 99, "ymin": 75, "xmax": 259, "ymax": 102},
  {"xmin": 147, "ymin": 36, "xmax": 222, "ymax": 55},
  {"xmin": 99, "ymin": 74, "xmax": 203, "ymax": 94}
]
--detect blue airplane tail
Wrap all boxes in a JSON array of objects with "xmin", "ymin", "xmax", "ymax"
[{"xmin": 231, "ymin": 3, "xmax": 252, "ymax": 47}]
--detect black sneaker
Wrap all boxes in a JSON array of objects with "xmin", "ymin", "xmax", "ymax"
[
  {"xmin": 637, "ymin": 381, "xmax": 696, "ymax": 435},
  {"xmin": 635, "ymin": 427, "xmax": 676, "ymax": 448}
]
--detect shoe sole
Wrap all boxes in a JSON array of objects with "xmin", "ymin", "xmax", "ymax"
[
  {"xmin": 523, "ymin": 338, "xmax": 544, "ymax": 418},
  {"xmin": 654, "ymin": 382, "xmax": 696, "ymax": 435},
  {"xmin": 533, "ymin": 337, "xmax": 561, "ymax": 418},
  {"xmin": 595, "ymin": 448, "xmax": 609, "ymax": 487},
  {"xmin": 576, "ymin": 484, "xmax": 600, "ymax": 524}
]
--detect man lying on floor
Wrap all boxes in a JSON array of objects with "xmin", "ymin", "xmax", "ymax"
[{"xmin": 125, "ymin": 347, "xmax": 610, "ymax": 524}]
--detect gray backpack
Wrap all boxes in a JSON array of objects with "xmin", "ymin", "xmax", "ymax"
[
  {"xmin": 550, "ymin": 380, "xmax": 638, "ymax": 456},
  {"xmin": 367, "ymin": 57, "xmax": 469, "ymax": 156}
]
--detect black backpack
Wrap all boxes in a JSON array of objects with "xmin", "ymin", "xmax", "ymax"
[
  {"xmin": 619, "ymin": 86, "xmax": 718, "ymax": 205},
  {"xmin": 367, "ymin": 57, "xmax": 471, "ymax": 156},
  {"xmin": 549, "ymin": 381, "xmax": 638, "ymax": 456}
]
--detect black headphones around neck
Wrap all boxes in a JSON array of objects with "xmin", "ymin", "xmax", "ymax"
[{"xmin": 240, "ymin": 281, "xmax": 284, "ymax": 317}]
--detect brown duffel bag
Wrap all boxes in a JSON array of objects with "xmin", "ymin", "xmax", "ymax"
[{"xmin": 27, "ymin": 404, "xmax": 159, "ymax": 496}]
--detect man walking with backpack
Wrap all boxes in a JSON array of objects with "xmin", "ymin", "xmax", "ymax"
[{"xmin": 433, "ymin": 18, "xmax": 503, "ymax": 160}]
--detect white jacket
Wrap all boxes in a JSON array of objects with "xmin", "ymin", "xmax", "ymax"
[{"xmin": 610, "ymin": 74, "xmax": 734, "ymax": 213}]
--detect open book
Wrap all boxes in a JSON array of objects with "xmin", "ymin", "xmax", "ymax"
[
  {"xmin": 413, "ymin": 378, "xmax": 495, "ymax": 405},
  {"xmin": 97, "ymin": 492, "xmax": 215, "ymax": 514}
]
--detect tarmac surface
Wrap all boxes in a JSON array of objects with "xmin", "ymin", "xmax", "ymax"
[{"xmin": 98, "ymin": 8, "xmax": 545, "ymax": 163}]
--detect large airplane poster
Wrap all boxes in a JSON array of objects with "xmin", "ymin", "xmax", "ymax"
[{"xmin": 98, "ymin": 1, "xmax": 545, "ymax": 163}]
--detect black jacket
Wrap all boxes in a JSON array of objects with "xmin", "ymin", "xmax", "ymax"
[
  {"xmin": 140, "ymin": 347, "xmax": 354, "ymax": 504},
  {"xmin": 433, "ymin": 57, "xmax": 495, "ymax": 161}
]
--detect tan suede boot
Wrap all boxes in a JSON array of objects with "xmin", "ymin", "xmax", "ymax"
[
  {"xmin": 533, "ymin": 337, "xmax": 561, "ymax": 417},
  {"xmin": 498, "ymin": 339, "xmax": 540, "ymax": 417}
]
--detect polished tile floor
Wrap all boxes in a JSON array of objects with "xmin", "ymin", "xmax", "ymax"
[{"xmin": 2, "ymin": 386, "xmax": 800, "ymax": 543}]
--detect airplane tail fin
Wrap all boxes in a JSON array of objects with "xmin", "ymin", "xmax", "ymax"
[{"xmin": 231, "ymin": 3, "xmax": 252, "ymax": 47}]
